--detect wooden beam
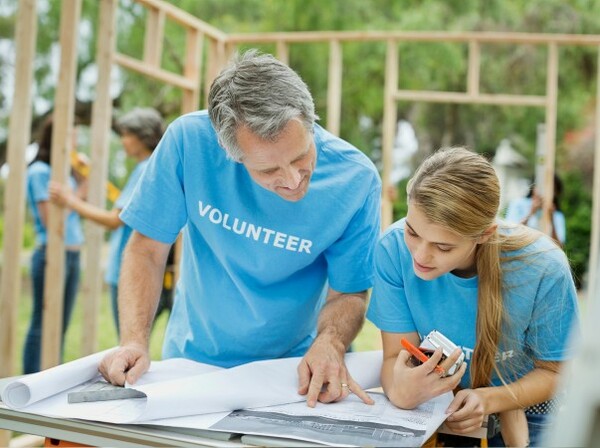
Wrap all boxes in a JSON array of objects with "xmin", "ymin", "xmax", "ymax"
[
  {"xmin": 81, "ymin": 0, "xmax": 117, "ymax": 356},
  {"xmin": 114, "ymin": 52, "xmax": 196, "ymax": 90},
  {"xmin": 276, "ymin": 40, "xmax": 289, "ymax": 65},
  {"xmin": 588, "ymin": 46, "xmax": 600, "ymax": 298},
  {"xmin": 143, "ymin": 6, "xmax": 165, "ymax": 67},
  {"xmin": 204, "ymin": 39, "xmax": 227, "ymax": 108},
  {"xmin": 393, "ymin": 90, "xmax": 546, "ymax": 107},
  {"xmin": 135, "ymin": 0, "xmax": 226, "ymax": 40},
  {"xmin": 326, "ymin": 40, "xmax": 342, "ymax": 136},
  {"xmin": 540, "ymin": 43, "xmax": 559, "ymax": 236},
  {"xmin": 381, "ymin": 40, "xmax": 398, "ymax": 230},
  {"xmin": 41, "ymin": 0, "xmax": 82, "ymax": 370},
  {"xmin": 0, "ymin": 0, "xmax": 37, "ymax": 378},
  {"xmin": 467, "ymin": 40, "xmax": 480, "ymax": 96},
  {"xmin": 181, "ymin": 28, "xmax": 203, "ymax": 114},
  {"xmin": 0, "ymin": 5, "xmax": 37, "ymax": 446},
  {"xmin": 227, "ymin": 30, "xmax": 600, "ymax": 46}
]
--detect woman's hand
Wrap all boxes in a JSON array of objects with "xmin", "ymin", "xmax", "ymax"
[
  {"xmin": 388, "ymin": 348, "xmax": 466, "ymax": 409},
  {"xmin": 444, "ymin": 388, "xmax": 487, "ymax": 434},
  {"xmin": 49, "ymin": 181, "xmax": 74, "ymax": 208}
]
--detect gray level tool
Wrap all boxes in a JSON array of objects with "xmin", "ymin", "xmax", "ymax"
[{"xmin": 68, "ymin": 380, "xmax": 146, "ymax": 403}]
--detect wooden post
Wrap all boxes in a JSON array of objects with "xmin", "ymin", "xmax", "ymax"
[
  {"xmin": 588, "ymin": 46, "xmax": 600, "ymax": 298},
  {"xmin": 381, "ymin": 40, "xmax": 398, "ymax": 229},
  {"xmin": 0, "ymin": 3, "xmax": 37, "ymax": 445},
  {"xmin": 276, "ymin": 40, "xmax": 289, "ymax": 65},
  {"xmin": 41, "ymin": 0, "xmax": 82, "ymax": 370},
  {"xmin": 327, "ymin": 39, "xmax": 342, "ymax": 136},
  {"xmin": 541, "ymin": 43, "xmax": 559, "ymax": 235},
  {"xmin": 181, "ymin": 27, "xmax": 203, "ymax": 113},
  {"xmin": 80, "ymin": 0, "xmax": 117, "ymax": 356},
  {"xmin": 467, "ymin": 40, "xmax": 480, "ymax": 96},
  {"xmin": 143, "ymin": 6, "xmax": 165, "ymax": 67}
]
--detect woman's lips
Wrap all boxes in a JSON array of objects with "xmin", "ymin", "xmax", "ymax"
[{"xmin": 414, "ymin": 260, "xmax": 434, "ymax": 273}]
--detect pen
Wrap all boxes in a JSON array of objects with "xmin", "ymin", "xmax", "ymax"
[{"xmin": 401, "ymin": 338, "xmax": 446, "ymax": 376}]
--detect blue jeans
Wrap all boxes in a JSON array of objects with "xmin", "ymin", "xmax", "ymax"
[{"xmin": 23, "ymin": 246, "xmax": 80, "ymax": 374}]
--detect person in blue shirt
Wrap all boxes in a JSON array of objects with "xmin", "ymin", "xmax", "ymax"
[
  {"xmin": 49, "ymin": 108, "xmax": 170, "ymax": 336},
  {"xmin": 367, "ymin": 147, "xmax": 579, "ymax": 446},
  {"xmin": 24, "ymin": 117, "xmax": 86, "ymax": 374},
  {"xmin": 505, "ymin": 175, "xmax": 566, "ymax": 247},
  {"xmin": 98, "ymin": 50, "xmax": 381, "ymax": 408}
]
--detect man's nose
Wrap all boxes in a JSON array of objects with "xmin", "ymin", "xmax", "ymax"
[{"xmin": 281, "ymin": 166, "xmax": 302, "ymax": 189}]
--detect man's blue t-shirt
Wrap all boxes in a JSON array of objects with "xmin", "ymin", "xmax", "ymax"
[
  {"xmin": 367, "ymin": 218, "xmax": 579, "ymax": 388},
  {"xmin": 105, "ymin": 160, "xmax": 149, "ymax": 286},
  {"xmin": 26, "ymin": 161, "xmax": 84, "ymax": 247},
  {"xmin": 120, "ymin": 111, "xmax": 382, "ymax": 367}
]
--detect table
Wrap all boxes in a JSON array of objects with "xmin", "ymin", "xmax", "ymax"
[{"xmin": 0, "ymin": 405, "xmax": 248, "ymax": 448}]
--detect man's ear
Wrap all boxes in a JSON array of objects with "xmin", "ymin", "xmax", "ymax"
[{"xmin": 477, "ymin": 223, "xmax": 498, "ymax": 244}]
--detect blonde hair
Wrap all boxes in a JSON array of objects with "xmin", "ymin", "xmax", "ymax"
[{"xmin": 407, "ymin": 147, "xmax": 539, "ymax": 388}]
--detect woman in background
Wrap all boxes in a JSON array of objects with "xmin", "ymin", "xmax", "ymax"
[{"xmin": 24, "ymin": 116, "xmax": 86, "ymax": 373}]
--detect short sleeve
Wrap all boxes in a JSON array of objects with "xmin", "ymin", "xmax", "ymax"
[
  {"xmin": 119, "ymin": 124, "xmax": 188, "ymax": 244},
  {"xmin": 525, "ymin": 253, "xmax": 579, "ymax": 361},
  {"xmin": 324, "ymin": 184, "xmax": 381, "ymax": 293},
  {"xmin": 29, "ymin": 166, "xmax": 50, "ymax": 203},
  {"xmin": 367, "ymin": 231, "xmax": 417, "ymax": 333}
]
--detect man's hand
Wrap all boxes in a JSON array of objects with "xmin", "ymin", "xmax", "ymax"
[
  {"xmin": 98, "ymin": 343, "xmax": 150, "ymax": 386},
  {"xmin": 297, "ymin": 336, "xmax": 374, "ymax": 407}
]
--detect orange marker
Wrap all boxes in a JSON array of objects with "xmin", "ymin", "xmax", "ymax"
[{"xmin": 401, "ymin": 338, "xmax": 446, "ymax": 376}]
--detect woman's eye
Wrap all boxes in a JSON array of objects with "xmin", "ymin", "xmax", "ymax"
[{"xmin": 437, "ymin": 246, "xmax": 452, "ymax": 252}]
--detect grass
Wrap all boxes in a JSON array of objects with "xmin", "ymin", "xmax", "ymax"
[{"xmin": 11, "ymin": 279, "xmax": 382, "ymax": 374}]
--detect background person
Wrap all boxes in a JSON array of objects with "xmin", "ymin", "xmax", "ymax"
[
  {"xmin": 49, "ymin": 108, "xmax": 172, "ymax": 335},
  {"xmin": 505, "ymin": 174, "xmax": 566, "ymax": 247},
  {"xmin": 99, "ymin": 50, "xmax": 382, "ymax": 408},
  {"xmin": 367, "ymin": 147, "xmax": 579, "ymax": 446},
  {"xmin": 24, "ymin": 116, "xmax": 86, "ymax": 374}
]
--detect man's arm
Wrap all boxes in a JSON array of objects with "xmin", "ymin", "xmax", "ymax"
[
  {"xmin": 297, "ymin": 288, "xmax": 374, "ymax": 407},
  {"xmin": 99, "ymin": 231, "xmax": 171, "ymax": 385}
]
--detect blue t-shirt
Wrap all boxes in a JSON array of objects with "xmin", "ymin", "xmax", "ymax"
[
  {"xmin": 505, "ymin": 197, "xmax": 566, "ymax": 244},
  {"xmin": 120, "ymin": 111, "xmax": 382, "ymax": 367},
  {"xmin": 367, "ymin": 218, "xmax": 579, "ymax": 388},
  {"xmin": 104, "ymin": 160, "xmax": 149, "ymax": 286},
  {"xmin": 26, "ymin": 161, "xmax": 84, "ymax": 247}
]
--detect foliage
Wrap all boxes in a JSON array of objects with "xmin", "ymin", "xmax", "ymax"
[{"xmin": 561, "ymin": 170, "xmax": 593, "ymax": 289}]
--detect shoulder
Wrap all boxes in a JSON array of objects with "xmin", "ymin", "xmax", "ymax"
[
  {"xmin": 28, "ymin": 161, "xmax": 50, "ymax": 175},
  {"xmin": 313, "ymin": 124, "xmax": 380, "ymax": 186},
  {"xmin": 378, "ymin": 219, "xmax": 409, "ymax": 255},
  {"xmin": 164, "ymin": 110, "xmax": 216, "ymax": 142},
  {"xmin": 501, "ymin": 227, "xmax": 570, "ymax": 273}
]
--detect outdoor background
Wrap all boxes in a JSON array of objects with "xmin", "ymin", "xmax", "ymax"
[{"xmin": 0, "ymin": 0, "xmax": 598, "ymax": 371}]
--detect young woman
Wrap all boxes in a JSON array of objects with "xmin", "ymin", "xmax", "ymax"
[
  {"xmin": 367, "ymin": 147, "xmax": 579, "ymax": 446},
  {"xmin": 24, "ymin": 117, "xmax": 86, "ymax": 373}
]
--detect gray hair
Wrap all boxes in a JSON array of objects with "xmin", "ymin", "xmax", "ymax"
[
  {"xmin": 208, "ymin": 49, "xmax": 318, "ymax": 162},
  {"xmin": 116, "ymin": 107, "xmax": 165, "ymax": 151}
]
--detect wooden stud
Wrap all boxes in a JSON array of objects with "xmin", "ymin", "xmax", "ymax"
[
  {"xmin": 381, "ymin": 40, "xmax": 398, "ymax": 230},
  {"xmin": 327, "ymin": 40, "xmax": 342, "ymax": 136},
  {"xmin": 41, "ymin": 0, "xmax": 82, "ymax": 370}
]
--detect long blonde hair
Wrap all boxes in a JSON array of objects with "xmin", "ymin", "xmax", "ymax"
[{"xmin": 407, "ymin": 147, "xmax": 539, "ymax": 387}]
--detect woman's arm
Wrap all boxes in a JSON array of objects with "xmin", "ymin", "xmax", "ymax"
[
  {"xmin": 445, "ymin": 360, "xmax": 561, "ymax": 434},
  {"xmin": 49, "ymin": 181, "xmax": 123, "ymax": 230}
]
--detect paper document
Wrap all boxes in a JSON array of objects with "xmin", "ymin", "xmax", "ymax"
[
  {"xmin": 1, "ymin": 349, "xmax": 382, "ymax": 424},
  {"xmin": 208, "ymin": 391, "xmax": 453, "ymax": 447}
]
